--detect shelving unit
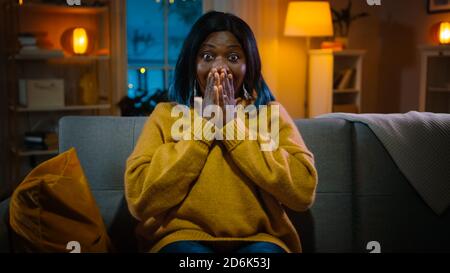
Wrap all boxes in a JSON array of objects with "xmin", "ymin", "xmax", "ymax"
[
  {"xmin": 13, "ymin": 55, "xmax": 110, "ymax": 61},
  {"xmin": 308, "ymin": 49, "xmax": 365, "ymax": 117},
  {"xmin": 9, "ymin": 104, "xmax": 111, "ymax": 112},
  {"xmin": 17, "ymin": 3, "xmax": 109, "ymax": 15},
  {"xmin": 4, "ymin": 0, "xmax": 113, "ymax": 188},
  {"xmin": 419, "ymin": 45, "xmax": 450, "ymax": 113},
  {"xmin": 11, "ymin": 146, "xmax": 59, "ymax": 157}
]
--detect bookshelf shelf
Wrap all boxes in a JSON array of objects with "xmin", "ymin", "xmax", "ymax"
[
  {"xmin": 427, "ymin": 87, "xmax": 450, "ymax": 93},
  {"xmin": 9, "ymin": 104, "xmax": 111, "ymax": 113},
  {"xmin": 334, "ymin": 88, "xmax": 360, "ymax": 94},
  {"xmin": 309, "ymin": 49, "xmax": 365, "ymax": 117},
  {"xmin": 13, "ymin": 54, "xmax": 111, "ymax": 61},
  {"xmin": 11, "ymin": 147, "xmax": 59, "ymax": 157},
  {"xmin": 17, "ymin": 3, "xmax": 108, "ymax": 15}
]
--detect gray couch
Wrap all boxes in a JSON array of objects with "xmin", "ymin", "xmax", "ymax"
[{"xmin": 1, "ymin": 116, "xmax": 449, "ymax": 252}]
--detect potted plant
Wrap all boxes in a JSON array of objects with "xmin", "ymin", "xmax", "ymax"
[{"xmin": 331, "ymin": 0, "xmax": 369, "ymax": 48}]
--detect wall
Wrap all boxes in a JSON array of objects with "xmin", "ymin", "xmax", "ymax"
[
  {"xmin": 333, "ymin": 0, "xmax": 450, "ymax": 113},
  {"xmin": 204, "ymin": 0, "xmax": 307, "ymax": 118},
  {"xmin": 205, "ymin": 0, "xmax": 450, "ymax": 114}
]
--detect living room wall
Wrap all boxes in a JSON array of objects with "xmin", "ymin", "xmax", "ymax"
[
  {"xmin": 206, "ymin": 0, "xmax": 450, "ymax": 115},
  {"xmin": 332, "ymin": 0, "xmax": 449, "ymax": 113},
  {"xmin": 204, "ymin": 0, "xmax": 308, "ymax": 118}
]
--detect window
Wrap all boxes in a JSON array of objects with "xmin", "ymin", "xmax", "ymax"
[{"xmin": 126, "ymin": 0, "xmax": 202, "ymax": 103}]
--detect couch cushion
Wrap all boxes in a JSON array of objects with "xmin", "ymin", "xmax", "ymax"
[
  {"xmin": 293, "ymin": 119, "xmax": 353, "ymax": 253},
  {"xmin": 295, "ymin": 119, "xmax": 353, "ymax": 193},
  {"xmin": 59, "ymin": 116, "xmax": 138, "ymax": 190},
  {"xmin": 92, "ymin": 190, "xmax": 138, "ymax": 252}
]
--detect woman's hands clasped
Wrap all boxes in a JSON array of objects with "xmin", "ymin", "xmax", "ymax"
[{"xmin": 201, "ymin": 67, "xmax": 236, "ymax": 126}]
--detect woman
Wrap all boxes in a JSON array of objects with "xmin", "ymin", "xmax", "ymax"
[{"xmin": 124, "ymin": 11, "xmax": 318, "ymax": 253}]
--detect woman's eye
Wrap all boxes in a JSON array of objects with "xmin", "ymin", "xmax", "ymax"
[
  {"xmin": 228, "ymin": 54, "xmax": 239, "ymax": 63},
  {"xmin": 202, "ymin": 53, "xmax": 214, "ymax": 62}
]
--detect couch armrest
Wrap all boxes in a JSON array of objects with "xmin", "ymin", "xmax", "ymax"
[{"xmin": 0, "ymin": 198, "xmax": 11, "ymax": 253}]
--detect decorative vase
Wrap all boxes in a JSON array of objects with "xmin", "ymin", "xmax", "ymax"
[{"xmin": 79, "ymin": 72, "xmax": 98, "ymax": 105}]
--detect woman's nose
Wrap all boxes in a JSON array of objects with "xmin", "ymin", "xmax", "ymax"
[{"xmin": 212, "ymin": 58, "xmax": 228, "ymax": 70}]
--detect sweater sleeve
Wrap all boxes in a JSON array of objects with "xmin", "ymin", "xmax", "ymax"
[
  {"xmin": 124, "ymin": 103, "xmax": 213, "ymax": 221},
  {"xmin": 222, "ymin": 102, "xmax": 318, "ymax": 212}
]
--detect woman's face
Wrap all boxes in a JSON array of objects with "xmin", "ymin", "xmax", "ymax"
[{"xmin": 196, "ymin": 31, "xmax": 247, "ymax": 96}]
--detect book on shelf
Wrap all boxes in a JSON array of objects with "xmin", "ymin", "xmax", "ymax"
[
  {"xmin": 334, "ymin": 69, "xmax": 355, "ymax": 90},
  {"xmin": 17, "ymin": 31, "xmax": 56, "ymax": 56},
  {"xmin": 17, "ymin": 48, "xmax": 64, "ymax": 58},
  {"xmin": 18, "ymin": 37, "xmax": 37, "ymax": 46},
  {"xmin": 24, "ymin": 131, "xmax": 58, "ymax": 151}
]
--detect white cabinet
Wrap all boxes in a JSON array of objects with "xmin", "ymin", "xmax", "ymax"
[
  {"xmin": 419, "ymin": 45, "xmax": 450, "ymax": 113},
  {"xmin": 308, "ymin": 49, "xmax": 365, "ymax": 117}
]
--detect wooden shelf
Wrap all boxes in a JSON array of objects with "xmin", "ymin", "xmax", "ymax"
[
  {"xmin": 11, "ymin": 147, "xmax": 58, "ymax": 157},
  {"xmin": 13, "ymin": 54, "xmax": 110, "ymax": 61},
  {"xmin": 334, "ymin": 50, "xmax": 366, "ymax": 57},
  {"xmin": 332, "ymin": 104, "xmax": 359, "ymax": 113},
  {"xmin": 309, "ymin": 49, "xmax": 366, "ymax": 56},
  {"xmin": 418, "ymin": 45, "xmax": 450, "ymax": 51},
  {"xmin": 9, "ymin": 104, "xmax": 111, "ymax": 112},
  {"xmin": 334, "ymin": 89, "xmax": 360, "ymax": 94},
  {"xmin": 17, "ymin": 3, "xmax": 108, "ymax": 15},
  {"xmin": 428, "ymin": 87, "xmax": 450, "ymax": 93}
]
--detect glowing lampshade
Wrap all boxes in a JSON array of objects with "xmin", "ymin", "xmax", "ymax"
[
  {"xmin": 73, "ymin": 28, "xmax": 88, "ymax": 54},
  {"xmin": 284, "ymin": 1, "xmax": 333, "ymax": 37},
  {"xmin": 61, "ymin": 27, "xmax": 94, "ymax": 55},
  {"xmin": 439, "ymin": 22, "xmax": 450, "ymax": 45}
]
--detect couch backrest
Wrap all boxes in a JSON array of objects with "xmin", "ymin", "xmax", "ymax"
[
  {"xmin": 59, "ymin": 117, "xmax": 352, "ymax": 193},
  {"xmin": 59, "ymin": 116, "xmax": 353, "ymax": 252}
]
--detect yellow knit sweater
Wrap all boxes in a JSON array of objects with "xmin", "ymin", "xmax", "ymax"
[{"xmin": 124, "ymin": 101, "xmax": 318, "ymax": 253}]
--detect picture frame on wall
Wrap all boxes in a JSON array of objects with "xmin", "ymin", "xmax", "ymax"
[{"xmin": 428, "ymin": 0, "xmax": 450, "ymax": 13}]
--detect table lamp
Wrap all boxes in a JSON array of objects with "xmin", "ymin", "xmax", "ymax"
[{"xmin": 284, "ymin": 1, "xmax": 333, "ymax": 117}]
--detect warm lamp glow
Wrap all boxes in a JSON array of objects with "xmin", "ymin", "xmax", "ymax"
[
  {"xmin": 439, "ymin": 22, "xmax": 450, "ymax": 45},
  {"xmin": 284, "ymin": 1, "xmax": 333, "ymax": 37},
  {"xmin": 73, "ymin": 28, "xmax": 88, "ymax": 55}
]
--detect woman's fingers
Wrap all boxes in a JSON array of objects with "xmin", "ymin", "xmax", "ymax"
[
  {"xmin": 218, "ymin": 84, "xmax": 224, "ymax": 108},
  {"xmin": 214, "ymin": 85, "xmax": 220, "ymax": 105},
  {"xmin": 205, "ymin": 67, "xmax": 236, "ymax": 107},
  {"xmin": 226, "ymin": 73, "xmax": 234, "ymax": 103},
  {"xmin": 205, "ymin": 72, "xmax": 212, "ymax": 91},
  {"xmin": 214, "ymin": 71, "xmax": 220, "ymax": 87},
  {"xmin": 203, "ymin": 72, "xmax": 212, "ymax": 100}
]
